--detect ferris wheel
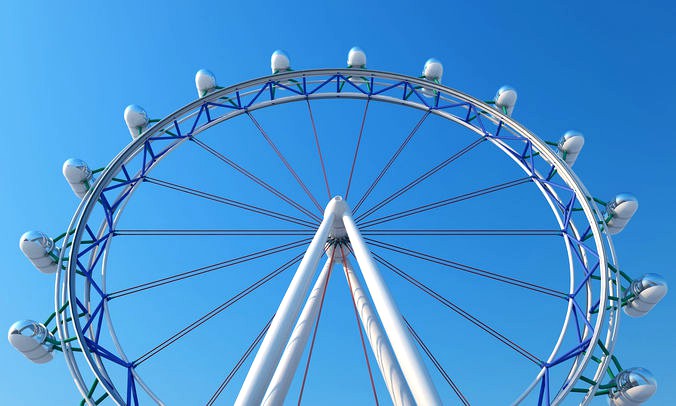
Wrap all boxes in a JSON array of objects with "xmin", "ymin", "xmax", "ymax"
[{"xmin": 9, "ymin": 47, "xmax": 668, "ymax": 405}]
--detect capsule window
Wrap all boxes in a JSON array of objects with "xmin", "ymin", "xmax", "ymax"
[{"xmin": 18, "ymin": 324, "xmax": 38, "ymax": 337}]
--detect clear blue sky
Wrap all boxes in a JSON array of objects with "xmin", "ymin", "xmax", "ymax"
[{"xmin": 1, "ymin": 1, "xmax": 674, "ymax": 405}]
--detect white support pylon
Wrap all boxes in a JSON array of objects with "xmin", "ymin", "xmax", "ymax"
[
  {"xmin": 342, "ymin": 204, "xmax": 442, "ymax": 406},
  {"xmin": 262, "ymin": 255, "xmax": 335, "ymax": 406},
  {"xmin": 341, "ymin": 255, "xmax": 415, "ymax": 406},
  {"xmin": 236, "ymin": 196, "xmax": 440, "ymax": 405},
  {"xmin": 234, "ymin": 198, "xmax": 339, "ymax": 406}
]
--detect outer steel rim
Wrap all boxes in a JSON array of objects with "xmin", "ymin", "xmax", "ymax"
[{"xmin": 54, "ymin": 68, "xmax": 620, "ymax": 405}]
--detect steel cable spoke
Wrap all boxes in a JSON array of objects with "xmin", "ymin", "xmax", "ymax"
[
  {"xmin": 352, "ymin": 111, "xmax": 430, "ymax": 213},
  {"xmin": 306, "ymin": 99, "xmax": 332, "ymax": 200},
  {"xmin": 247, "ymin": 111, "xmax": 324, "ymax": 213},
  {"xmin": 404, "ymin": 317, "xmax": 470, "ymax": 406},
  {"xmin": 206, "ymin": 315, "xmax": 274, "ymax": 406},
  {"xmin": 144, "ymin": 176, "xmax": 318, "ymax": 228},
  {"xmin": 365, "ymin": 238, "xmax": 567, "ymax": 299},
  {"xmin": 191, "ymin": 137, "xmax": 322, "ymax": 223},
  {"xmin": 344, "ymin": 100, "xmax": 370, "ymax": 200},
  {"xmin": 355, "ymin": 137, "xmax": 486, "ymax": 223},
  {"xmin": 372, "ymin": 252, "xmax": 542, "ymax": 365},
  {"xmin": 362, "ymin": 229, "xmax": 563, "ymax": 236},
  {"xmin": 358, "ymin": 177, "xmax": 531, "ymax": 228},
  {"xmin": 114, "ymin": 229, "xmax": 316, "ymax": 236},
  {"xmin": 133, "ymin": 252, "xmax": 304, "ymax": 366},
  {"xmin": 107, "ymin": 239, "xmax": 310, "ymax": 299}
]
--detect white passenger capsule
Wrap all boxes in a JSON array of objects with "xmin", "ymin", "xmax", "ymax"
[
  {"xmin": 124, "ymin": 104, "xmax": 149, "ymax": 139},
  {"xmin": 8, "ymin": 320, "xmax": 55, "ymax": 364},
  {"xmin": 624, "ymin": 274, "xmax": 668, "ymax": 317},
  {"xmin": 608, "ymin": 368, "xmax": 657, "ymax": 405},
  {"xmin": 494, "ymin": 86, "xmax": 517, "ymax": 116},
  {"xmin": 421, "ymin": 58, "xmax": 443, "ymax": 97},
  {"xmin": 19, "ymin": 231, "xmax": 59, "ymax": 274},
  {"xmin": 347, "ymin": 46, "xmax": 367, "ymax": 68},
  {"xmin": 271, "ymin": 50, "xmax": 291, "ymax": 74},
  {"xmin": 605, "ymin": 194, "xmax": 639, "ymax": 235},
  {"xmin": 195, "ymin": 69, "xmax": 217, "ymax": 98},
  {"xmin": 557, "ymin": 131, "xmax": 585, "ymax": 166},
  {"xmin": 422, "ymin": 58, "xmax": 443, "ymax": 81},
  {"xmin": 62, "ymin": 158, "xmax": 93, "ymax": 199}
]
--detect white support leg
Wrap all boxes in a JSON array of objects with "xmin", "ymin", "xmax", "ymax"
[
  {"xmin": 234, "ymin": 199, "xmax": 340, "ymax": 406},
  {"xmin": 262, "ymin": 256, "xmax": 334, "ymax": 406},
  {"xmin": 342, "ymin": 256, "xmax": 415, "ymax": 406},
  {"xmin": 342, "ymin": 208, "xmax": 442, "ymax": 406}
]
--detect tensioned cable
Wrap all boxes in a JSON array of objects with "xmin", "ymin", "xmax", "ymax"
[
  {"xmin": 108, "ymin": 240, "xmax": 310, "ymax": 299},
  {"xmin": 144, "ymin": 176, "xmax": 317, "ymax": 228},
  {"xmin": 344, "ymin": 100, "xmax": 370, "ymax": 200},
  {"xmin": 362, "ymin": 229, "xmax": 563, "ymax": 236},
  {"xmin": 352, "ymin": 111, "xmax": 430, "ymax": 213},
  {"xmin": 306, "ymin": 99, "xmax": 332, "ymax": 200},
  {"xmin": 206, "ymin": 315, "xmax": 274, "ymax": 406},
  {"xmin": 365, "ymin": 238, "xmax": 567, "ymax": 299},
  {"xmin": 247, "ymin": 111, "xmax": 324, "ymax": 213},
  {"xmin": 114, "ymin": 229, "xmax": 315, "ymax": 236},
  {"xmin": 191, "ymin": 137, "xmax": 322, "ymax": 223},
  {"xmin": 339, "ymin": 246, "xmax": 380, "ymax": 406},
  {"xmin": 134, "ymin": 252, "xmax": 304, "ymax": 366},
  {"xmin": 403, "ymin": 317, "xmax": 470, "ymax": 406},
  {"xmin": 358, "ymin": 177, "xmax": 532, "ymax": 228},
  {"xmin": 355, "ymin": 137, "xmax": 486, "ymax": 223},
  {"xmin": 297, "ymin": 251, "xmax": 336, "ymax": 406},
  {"xmin": 372, "ymin": 252, "xmax": 541, "ymax": 365}
]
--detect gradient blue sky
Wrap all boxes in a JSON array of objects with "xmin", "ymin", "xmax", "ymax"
[{"xmin": 1, "ymin": 1, "xmax": 674, "ymax": 405}]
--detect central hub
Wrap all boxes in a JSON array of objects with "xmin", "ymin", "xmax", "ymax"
[{"xmin": 325, "ymin": 195, "xmax": 350, "ymax": 247}]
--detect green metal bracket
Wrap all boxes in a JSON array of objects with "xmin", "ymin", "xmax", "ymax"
[{"xmin": 80, "ymin": 379, "xmax": 109, "ymax": 406}]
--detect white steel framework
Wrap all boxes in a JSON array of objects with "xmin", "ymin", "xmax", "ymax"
[{"xmin": 49, "ymin": 68, "xmax": 624, "ymax": 405}]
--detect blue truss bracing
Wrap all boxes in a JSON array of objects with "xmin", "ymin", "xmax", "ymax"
[
  {"xmin": 563, "ymin": 195, "xmax": 577, "ymax": 228},
  {"xmin": 565, "ymin": 233, "xmax": 601, "ymax": 261},
  {"xmin": 83, "ymin": 337, "xmax": 140, "ymax": 405},
  {"xmin": 61, "ymin": 70, "xmax": 617, "ymax": 405},
  {"xmin": 78, "ymin": 236, "xmax": 110, "ymax": 273},
  {"xmin": 246, "ymin": 82, "xmax": 272, "ymax": 107},
  {"xmin": 571, "ymin": 303, "xmax": 583, "ymax": 342},
  {"xmin": 127, "ymin": 368, "xmax": 140, "ymax": 406},
  {"xmin": 482, "ymin": 119, "xmax": 610, "ymax": 405},
  {"xmin": 172, "ymin": 120, "xmax": 182, "ymax": 136},
  {"xmin": 85, "ymin": 338, "xmax": 128, "ymax": 367},
  {"xmin": 204, "ymin": 100, "xmax": 238, "ymax": 110},
  {"xmin": 77, "ymin": 234, "xmax": 109, "ymax": 258},
  {"xmin": 272, "ymin": 80, "xmax": 304, "ymax": 96},
  {"xmin": 336, "ymin": 75, "xmax": 370, "ymax": 95},
  {"xmin": 537, "ymin": 367, "xmax": 552, "ymax": 406},
  {"xmin": 494, "ymin": 120, "xmax": 504, "ymax": 138},
  {"xmin": 547, "ymin": 338, "xmax": 593, "ymax": 368},
  {"xmin": 570, "ymin": 299, "xmax": 595, "ymax": 332},
  {"xmin": 80, "ymin": 300, "xmax": 104, "ymax": 335},
  {"xmin": 103, "ymin": 177, "xmax": 141, "ymax": 193},
  {"xmin": 573, "ymin": 262, "xmax": 601, "ymax": 297},
  {"xmin": 589, "ymin": 299, "xmax": 602, "ymax": 314},
  {"xmin": 75, "ymin": 261, "xmax": 105, "ymax": 298},
  {"xmin": 83, "ymin": 225, "xmax": 96, "ymax": 241}
]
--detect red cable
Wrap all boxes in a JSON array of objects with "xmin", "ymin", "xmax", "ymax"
[
  {"xmin": 352, "ymin": 110, "xmax": 430, "ymax": 213},
  {"xmin": 306, "ymin": 100, "xmax": 332, "ymax": 200},
  {"xmin": 345, "ymin": 100, "xmax": 370, "ymax": 200},
  {"xmin": 247, "ymin": 111, "xmax": 324, "ymax": 213}
]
